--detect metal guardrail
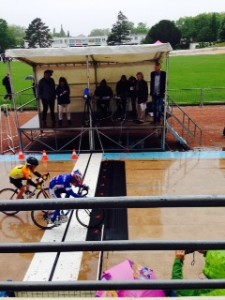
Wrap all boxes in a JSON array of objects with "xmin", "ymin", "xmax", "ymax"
[
  {"xmin": 168, "ymin": 87, "xmax": 225, "ymax": 106},
  {"xmin": 167, "ymin": 97, "xmax": 203, "ymax": 148},
  {"xmin": 1, "ymin": 196, "xmax": 225, "ymax": 293}
]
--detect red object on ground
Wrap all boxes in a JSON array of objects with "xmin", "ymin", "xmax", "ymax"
[
  {"xmin": 42, "ymin": 150, "xmax": 48, "ymax": 162},
  {"xmin": 72, "ymin": 149, "xmax": 78, "ymax": 160},
  {"xmin": 18, "ymin": 149, "xmax": 25, "ymax": 161}
]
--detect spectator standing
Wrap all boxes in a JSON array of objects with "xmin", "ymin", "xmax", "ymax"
[
  {"xmin": 56, "ymin": 77, "xmax": 71, "ymax": 127},
  {"xmin": 38, "ymin": 69, "xmax": 56, "ymax": 127},
  {"xmin": 135, "ymin": 72, "xmax": 148, "ymax": 124},
  {"xmin": 115, "ymin": 75, "xmax": 129, "ymax": 120},
  {"xmin": 128, "ymin": 76, "xmax": 137, "ymax": 119},
  {"xmin": 2, "ymin": 74, "xmax": 12, "ymax": 100},
  {"xmin": 150, "ymin": 62, "xmax": 166, "ymax": 124}
]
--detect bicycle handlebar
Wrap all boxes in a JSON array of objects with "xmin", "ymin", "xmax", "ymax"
[
  {"xmin": 35, "ymin": 173, "xmax": 50, "ymax": 188},
  {"xmin": 78, "ymin": 186, "xmax": 89, "ymax": 197}
]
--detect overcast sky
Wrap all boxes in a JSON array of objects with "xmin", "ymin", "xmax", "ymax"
[{"xmin": 1, "ymin": 0, "xmax": 225, "ymax": 36}]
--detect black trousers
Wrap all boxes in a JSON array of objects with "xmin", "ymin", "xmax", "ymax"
[{"xmin": 41, "ymin": 98, "xmax": 55, "ymax": 123}]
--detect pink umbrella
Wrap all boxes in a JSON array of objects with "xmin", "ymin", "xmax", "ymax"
[{"xmin": 96, "ymin": 259, "xmax": 166, "ymax": 297}]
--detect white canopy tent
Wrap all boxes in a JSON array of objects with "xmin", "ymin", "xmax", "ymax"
[{"xmin": 6, "ymin": 44, "xmax": 172, "ymax": 101}]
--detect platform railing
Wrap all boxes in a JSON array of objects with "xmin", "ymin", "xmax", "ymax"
[
  {"xmin": 167, "ymin": 97, "xmax": 203, "ymax": 148},
  {"xmin": 1, "ymin": 195, "xmax": 225, "ymax": 294}
]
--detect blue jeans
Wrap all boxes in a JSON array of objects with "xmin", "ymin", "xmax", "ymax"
[{"xmin": 152, "ymin": 94, "xmax": 164, "ymax": 122}]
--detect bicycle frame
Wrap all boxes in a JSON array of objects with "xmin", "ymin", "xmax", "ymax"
[{"xmin": 0, "ymin": 173, "xmax": 50, "ymax": 215}]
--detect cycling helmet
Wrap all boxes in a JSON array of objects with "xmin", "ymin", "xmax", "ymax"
[
  {"xmin": 26, "ymin": 156, "xmax": 39, "ymax": 167},
  {"xmin": 72, "ymin": 169, "xmax": 82, "ymax": 182}
]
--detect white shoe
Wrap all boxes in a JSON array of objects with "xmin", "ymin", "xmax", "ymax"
[
  {"xmin": 53, "ymin": 219, "xmax": 62, "ymax": 226},
  {"xmin": 60, "ymin": 215, "xmax": 68, "ymax": 223}
]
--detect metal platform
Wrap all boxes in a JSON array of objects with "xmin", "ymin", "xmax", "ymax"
[{"xmin": 18, "ymin": 112, "xmax": 165, "ymax": 153}]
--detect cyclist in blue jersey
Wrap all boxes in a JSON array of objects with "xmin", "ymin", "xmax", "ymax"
[{"xmin": 49, "ymin": 169, "xmax": 89, "ymax": 225}]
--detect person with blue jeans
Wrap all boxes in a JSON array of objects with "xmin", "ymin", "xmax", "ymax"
[{"xmin": 150, "ymin": 62, "xmax": 166, "ymax": 124}]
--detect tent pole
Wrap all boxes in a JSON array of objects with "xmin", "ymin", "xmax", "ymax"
[
  {"xmin": 162, "ymin": 52, "xmax": 170, "ymax": 151},
  {"xmin": 86, "ymin": 55, "xmax": 94, "ymax": 151},
  {"xmin": 7, "ymin": 60, "xmax": 21, "ymax": 152}
]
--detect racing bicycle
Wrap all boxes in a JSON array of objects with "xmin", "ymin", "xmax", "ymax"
[
  {"xmin": 0, "ymin": 176, "xmax": 105, "ymax": 230},
  {"xmin": 31, "ymin": 187, "xmax": 105, "ymax": 230},
  {"xmin": 0, "ymin": 173, "xmax": 51, "ymax": 216}
]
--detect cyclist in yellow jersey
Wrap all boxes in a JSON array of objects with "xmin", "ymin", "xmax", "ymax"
[{"xmin": 9, "ymin": 156, "xmax": 42, "ymax": 199}]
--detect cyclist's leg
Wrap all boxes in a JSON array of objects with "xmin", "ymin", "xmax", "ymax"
[
  {"xmin": 48, "ymin": 189, "xmax": 63, "ymax": 225},
  {"xmin": 9, "ymin": 177, "xmax": 24, "ymax": 199}
]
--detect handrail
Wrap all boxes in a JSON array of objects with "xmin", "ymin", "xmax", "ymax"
[
  {"xmin": 1, "ymin": 195, "xmax": 225, "ymax": 210},
  {"xmin": 167, "ymin": 96, "xmax": 203, "ymax": 147},
  {"xmin": 1, "ymin": 279, "xmax": 225, "ymax": 292},
  {"xmin": 1, "ymin": 240, "xmax": 225, "ymax": 253}
]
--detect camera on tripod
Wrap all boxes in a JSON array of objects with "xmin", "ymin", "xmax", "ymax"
[{"xmin": 83, "ymin": 87, "xmax": 91, "ymax": 100}]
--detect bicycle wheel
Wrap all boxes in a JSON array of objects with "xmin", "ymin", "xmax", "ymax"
[
  {"xmin": 33, "ymin": 189, "xmax": 70, "ymax": 229},
  {"xmin": 0, "ymin": 188, "xmax": 19, "ymax": 215},
  {"xmin": 31, "ymin": 210, "xmax": 56, "ymax": 230},
  {"xmin": 76, "ymin": 208, "xmax": 104, "ymax": 228},
  {"xmin": 37, "ymin": 189, "xmax": 70, "ymax": 216},
  {"xmin": 31, "ymin": 188, "xmax": 55, "ymax": 229}
]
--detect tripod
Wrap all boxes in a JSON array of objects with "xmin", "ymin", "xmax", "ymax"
[{"xmin": 82, "ymin": 96, "xmax": 96, "ymax": 127}]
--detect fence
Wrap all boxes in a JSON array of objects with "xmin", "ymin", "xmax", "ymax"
[
  {"xmin": 1, "ymin": 196, "xmax": 225, "ymax": 295},
  {"xmin": 168, "ymin": 88, "xmax": 225, "ymax": 106}
]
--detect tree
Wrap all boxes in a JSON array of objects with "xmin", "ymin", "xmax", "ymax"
[
  {"xmin": 89, "ymin": 28, "xmax": 110, "ymax": 36},
  {"xmin": 8, "ymin": 25, "xmax": 26, "ymax": 48},
  {"xmin": 25, "ymin": 18, "xmax": 52, "ymax": 48},
  {"xmin": 177, "ymin": 13, "xmax": 223, "ymax": 44},
  {"xmin": 107, "ymin": 11, "xmax": 131, "ymax": 45},
  {"xmin": 144, "ymin": 20, "xmax": 181, "ymax": 48},
  {"xmin": 131, "ymin": 22, "xmax": 149, "ymax": 35},
  {"xmin": 60, "ymin": 25, "xmax": 66, "ymax": 37},
  {"xmin": 0, "ymin": 19, "xmax": 17, "ymax": 52},
  {"xmin": 219, "ymin": 17, "xmax": 225, "ymax": 41}
]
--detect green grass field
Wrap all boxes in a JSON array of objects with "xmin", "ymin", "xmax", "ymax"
[
  {"xmin": 1, "ymin": 54, "xmax": 225, "ymax": 106},
  {"xmin": 167, "ymin": 55, "xmax": 225, "ymax": 89},
  {"xmin": 0, "ymin": 62, "xmax": 32, "ymax": 94}
]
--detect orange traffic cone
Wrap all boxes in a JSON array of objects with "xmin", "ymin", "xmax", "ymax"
[
  {"xmin": 72, "ymin": 149, "xmax": 78, "ymax": 160},
  {"xmin": 42, "ymin": 150, "xmax": 48, "ymax": 162},
  {"xmin": 18, "ymin": 149, "xmax": 25, "ymax": 161}
]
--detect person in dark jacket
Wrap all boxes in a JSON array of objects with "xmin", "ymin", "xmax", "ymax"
[
  {"xmin": 38, "ymin": 69, "xmax": 56, "ymax": 127},
  {"xmin": 56, "ymin": 77, "xmax": 71, "ymax": 127},
  {"xmin": 2, "ymin": 74, "xmax": 12, "ymax": 100},
  {"xmin": 150, "ymin": 62, "xmax": 166, "ymax": 124},
  {"xmin": 115, "ymin": 75, "xmax": 129, "ymax": 120},
  {"xmin": 128, "ymin": 76, "xmax": 137, "ymax": 119},
  {"xmin": 94, "ymin": 79, "xmax": 113, "ymax": 116},
  {"xmin": 135, "ymin": 72, "xmax": 148, "ymax": 124}
]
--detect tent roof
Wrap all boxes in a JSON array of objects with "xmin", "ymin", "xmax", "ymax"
[{"xmin": 5, "ymin": 43, "xmax": 172, "ymax": 66}]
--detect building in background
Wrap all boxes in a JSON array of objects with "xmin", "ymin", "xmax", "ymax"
[{"xmin": 50, "ymin": 34, "xmax": 146, "ymax": 48}]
